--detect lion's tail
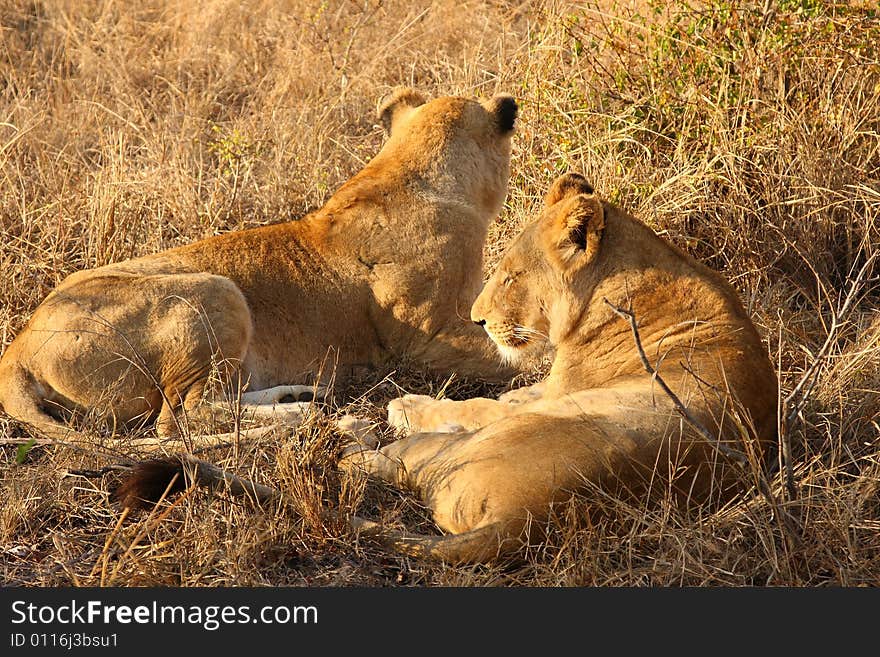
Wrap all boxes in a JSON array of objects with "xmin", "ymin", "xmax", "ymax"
[
  {"xmin": 112, "ymin": 456, "xmax": 517, "ymax": 564},
  {"xmin": 111, "ymin": 455, "xmax": 280, "ymax": 510}
]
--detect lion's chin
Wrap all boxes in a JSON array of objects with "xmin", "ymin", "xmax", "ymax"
[{"xmin": 492, "ymin": 341, "xmax": 530, "ymax": 366}]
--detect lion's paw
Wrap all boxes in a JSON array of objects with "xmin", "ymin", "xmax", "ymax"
[
  {"xmin": 241, "ymin": 384, "xmax": 327, "ymax": 406},
  {"xmin": 337, "ymin": 443, "xmax": 372, "ymax": 473},
  {"xmin": 387, "ymin": 394, "xmax": 445, "ymax": 433},
  {"xmin": 497, "ymin": 382, "xmax": 545, "ymax": 405},
  {"xmin": 257, "ymin": 401, "xmax": 321, "ymax": 427},
  {"xmin": 436, "ymin": 422, "xmax": 467, "ymax": 433},
  {"xmin": 336, "ymin": 414, "xmax": 380, "ymax": 448},
  {"xmin": 336, "ymin": 415, "xmax": 381, "ymax": 474}
]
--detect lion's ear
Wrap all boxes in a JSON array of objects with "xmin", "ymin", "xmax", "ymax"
[
  {"xmin": 485, "ymin": 94, "xmax": 518, "ymax": 133},
  {"xmin": 555, "ymin": 194, "xmax": 605, "ymax": 266},
  {"xmin": 544, "ymin": 172, "xmax": 595, "ymax": 206},
  {"xmin": 377, "ymin": 88, "xmax": 427, "ymax": 136}
]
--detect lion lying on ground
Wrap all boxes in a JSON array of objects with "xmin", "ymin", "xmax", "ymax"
[
  {"xmin": 110, "ymin": 172, "xmax": 778, "ymax": 561},
  {"xmin": 338, "ymin": 172, "xmax": 778, "ymax": 563},
  {"xmin": 0, "ymin": 88, "xmax": 518, "ymax": 442}
]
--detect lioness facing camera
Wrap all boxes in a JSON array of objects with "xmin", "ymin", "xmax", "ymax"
[
  {"xmin": 340, "ymin": 172, "xmax": 778, "ymax": 563},
  {"xmin": 0, "ymin": 88, "xmax": 518, "ymax": 441}
]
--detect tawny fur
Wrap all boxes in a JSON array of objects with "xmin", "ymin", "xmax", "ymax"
[
  {"xmin": 340, "ymin": 172, "xmax": 779, "ymax": 563},
  {"xmin": 0, "ymin": 89, "xmax": 518, "ymax": 440}
]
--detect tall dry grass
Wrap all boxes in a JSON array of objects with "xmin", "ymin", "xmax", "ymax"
[{"xmin": 1, "ymin": 0, "xmax": 879, "ymax": 586}]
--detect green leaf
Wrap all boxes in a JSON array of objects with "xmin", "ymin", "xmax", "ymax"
[{"xmin": 16, "ymin": 438, "xmax": 37, "ymax": 465}]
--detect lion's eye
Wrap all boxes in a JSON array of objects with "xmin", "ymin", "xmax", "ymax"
[{"xmin": 502, "ymin": 271, "xmax": 518, "ymax": 287}]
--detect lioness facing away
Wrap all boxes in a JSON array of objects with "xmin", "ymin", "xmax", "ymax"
[
  {"xmin": 340, "ymin": 172, "xmax": 778, "ymax": 563},
  {"xmin": 0, "ymin": 88, "xmax": 518, "ymax": 441}
]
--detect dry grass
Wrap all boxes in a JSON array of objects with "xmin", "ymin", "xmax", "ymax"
[{"xmin": 2, "ymin": 0, "xmax": 880, "ymax": 586}]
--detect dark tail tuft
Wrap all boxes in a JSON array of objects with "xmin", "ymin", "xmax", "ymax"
[{"xmin": 111, "ymin": 457, "xmax": 189, "ymax": 510}]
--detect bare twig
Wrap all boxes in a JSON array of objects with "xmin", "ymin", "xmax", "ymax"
[
  {"xmin": 178, "ymin": 454, "xmax": 281, "ymax": 504},
  {"xmin": 776, "ymin": 316, "xmax": 796, "ymax": 501},
  {"xmin": 783, "ymin": 252, "xmax": 877, "ymax": 423},
  {"xmin": 603, "ymin": 298, "xmax": 745, "ymax": 464},
  {"xmin": 64, "ymin": 464, "xmax": 132, "ymax": 478},
  {"xmin": 776, "ymin": 251, "xmax": 876, "ymax": 501},
  {"xmin": 0, "ymin": 435, "xmax": 138, "ymax": 466}
]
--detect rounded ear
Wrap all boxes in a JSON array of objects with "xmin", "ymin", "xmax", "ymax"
[
  {"xmin": 377, "ymin": 87, "xmax": 427, "ymax": 136},
  {"xmin": 485, "ymin": 94, "xmax": 518, "ymax": 133},
  {"xmin": 544, "ymin": 172, "xmax": 595, "ymax": 207},
  {"xmin": 554, "ymin": 194, "xmax": 605, "ymax": 267}
]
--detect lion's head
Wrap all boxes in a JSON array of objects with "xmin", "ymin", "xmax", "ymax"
[
  {"xmin": 375, "ymin": 87, "xmax": 518, "ymax": 217},
  {"xmin": 471, "ymin": 173, "xmax": 605, "ymax": 364}
]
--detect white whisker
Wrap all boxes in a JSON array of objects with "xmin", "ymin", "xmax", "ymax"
[{"xmin": 513, "ymin": 325, "xmax": 549, "ymax": 341}]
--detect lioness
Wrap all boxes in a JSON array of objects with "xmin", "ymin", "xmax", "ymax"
[
  {"xmin": 0, "ymin": 89, "xmax": 518, "ymax": 441},
  {"xmin": 340, "ymin": 172, "xmax": 778, "ymax": 563}
]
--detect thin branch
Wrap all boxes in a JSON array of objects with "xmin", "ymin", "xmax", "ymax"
[
  {"xmin": 776, "ymin": 251, "xmax": 876, "ymax": 501},
  {"xmin": 603, "ymin": 298, "xmax": 746, "ymax": 464},
  {"xmin": 0, "ymin": 435, "xmax": 138, "ymax": 466},
  {"xmin": 64, "ymin": 464, "xmax": 132, "ymax": 478},
  {"xmin": 777, "ymin": 315, "xmax": 796, "ymax": 501},
  {"xmin": 178, "ymin": 454, "xmax": 281, "ymax": 504},
  {"xmin": 784, "ymin": 252, "xmax": 877, "ymax": 421}
]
